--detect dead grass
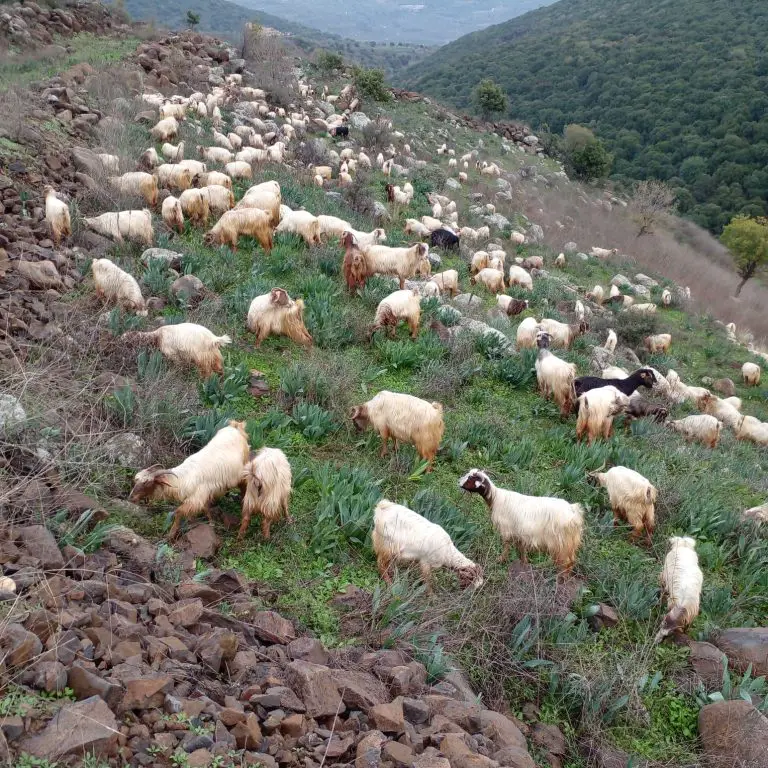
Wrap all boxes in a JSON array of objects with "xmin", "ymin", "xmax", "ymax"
[{"xmin": 527, "ymin": 183, "xmax": 768, "ymax": 343}]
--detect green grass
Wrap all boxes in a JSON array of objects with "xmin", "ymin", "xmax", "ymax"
[
  {"xmin": 50, "ymin": 79, "xmax": 768, "ymax": 766},
  {"xmin": 0, "ymin": 33, "xmax": 139, "ymax": 90}
]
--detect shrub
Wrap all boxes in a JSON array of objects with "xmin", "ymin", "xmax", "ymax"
[
  {"xmin": 342, "ymin": 170, "xmax": 376, "ymax": 217},
  {"xmin": 199, "ymin": 363, "xmax": 249, "ymax": 407},
  {"xmin": 183, "ymin": 409, "xmax": 231, "ymax": 446},
  {"xmin": 473, "ymin": 79, "xmax": 508, "ymax": 120},
  {"xmin": 612, "ymin": 310, "xmax": 659, "ymax": 347},
  {"xmin": 316, "ymin": 49, "xmax": 344, "ymax": 73},
  {"xmin": 304, "ymin": 296, "xmax": 356, "ymax": 349},
  {"xmin": 280, "ymin": 362, "xmax": 331, "ymax": 406},
  {"xmin": 137, "ymin": 350, "xmax": 165, "ymax": 380},
  {"xmin": 361, "ymin": 117, "xmax": 394, "ymax": 152},
  {"xmin": 495, "ymin": 349, "xmax": 537, "ymax": 389},
  {"xmin": 353, "ymin": 67, "xmax": 391, "ymax": 102},
  {"xmin": 142, "ymin": 259, "xmax": 171, "ymax": 297},
  {"xmin": 291, "ymin": 402, "xmax": 336, "ymax": 441}
]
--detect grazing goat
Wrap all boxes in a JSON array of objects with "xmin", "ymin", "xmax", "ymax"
[
  {"xmin": 742, "ymin": 362, "xmax": 761, "ymax": 386},
  {"xmin": 84, "ymin": 210, "xmax": 153, "ymax": 246},
  {"xmin": 497, "ymin": 296, "xmax": 529, "ymax": 316},
  {"xmin": 161, "ymin": 196, "xmax": 184, "ymax": 233},
  {"xmin": 574, "ymin": 368, "xmax": 656, "ymax": 399},
  {"xmin": 536, "ymin": 331, "xmax": 577, "ymax": 417},
  {"xmin": 471, "ymin": 268, "xmax": 505, "ymax": 294},
  {"xmin": 430, "ymin": 228, "xmax": 460, "ymax": 250},
  {"xmin": 276, "ymin": 209, "xmax": 322, "ymax": 245},
  {"xmin": 109, "ymin": 172, "xmax": 158, "ymax": 207},
  {"xmin": 342, "ymin": 231, "xmax": 368, "ymax": 293},
  {"xmin": 91, "ymin": 258, "xmax": 147, "ymax": 316},
  {"xmin": 735, "ymin": 415, "xmax": 768, "ymax": 446},
  {"xmin": 204, "ymin": 209, "xmax": 273, "ymax": 253},
  {"xmin": 350, "ymin": 391, "xmax": 444, "ymax": 471},
  {"xmin": 241, "ymin": 447, "xmax": 292, "ymax": 540},
  {"xmin": 179, "ymin": 188, "xmax": 210, "ymax": 226},
  {"xmin": 362, "ymin": 243, "xmax": 429, "ymax": 290},
  {"xmin": 372, "ymin": 500, "xmax": 483, "ymax": 591},
  {"xmin": 44, "ymin": 186, "xmax": 71, "ymax": 245},
  {"xmin": 508, "ymin": 265, "xmax": 533, "ymax": 291},
  {"xmin": 669, "ymin": 414, "xmax": 722, "ymax": 448},
  {"xmin": 150, "ymin": 117, "xmax": 179, "ymax": 142},
  {"xmin": 539, "ymin": 318, "xmax": 588, "ymax": 349},
  {"xmin": 459, "ymin": 469, "xmax": 583, "ymax": 575},
  {"xmin": 589, "ymin": 467, "xmax": 657, "ymax": 543},
  {"xmin": 430, "ymin": 269, "xmax": 459, "ymax": 297},
  {"xmin": 604, "ymin": 329, "xmax": 617, "ymax": 352},
  {"xmin": 129, "ymin": 421, "xmax": 250, "ymax": 539},
  {"xmin": 236, "ymin": 180, "xmax": 281, "ymax": 227},
  {"xmin": 370, "ymin": 289, "xmax": 421, "ymax": 339},
  {"xmin": 644, "ymin": 334, "xmax": 672, "ymax": 354},
  {"xmin": 697, "ymin": 392, "xmax": 742, "ymax": 429},
  {"xmin": 247, "ymin": 288, "xmax": 312, "ymax": 347},
  {"xmin": 576, "ymin": 387, "xmax": 630, "ymax": 443},
  {"xmin": 516, "ymin": 317, "xmax": 541, "ymax": 349},
  {"xmin": 655, "ymin": 537, "xmax": 703, "ymax": 643},
  {"xmin": 122, "ymin": 323, "xmax": 230, "ymax": 378}
]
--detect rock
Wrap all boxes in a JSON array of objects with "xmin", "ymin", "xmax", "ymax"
[
  {"xmin": 142, "ymin": 247, "xmax": 182, "ymax": 268},
  {"xmin": 383, "ymin": 741, "xmax": 414, "ymax": 767},
  {"xmin": 373, "ymin": 201, "xmax": 390, "ymax": 221},
  {"xmin": 563, "ymin": 242, "xmax": 578, "ymax": 253},
  {"xmin": 182, "ymin": 524, "xmax": 219, "ymax": 558},
  {"xmin": 631, "ymin": 284, "xmax": 651, "ymax": 299},
  {"xmin": 355, "ymin": 729, "xmax": 386, "ymax": 768},
  {"xmin": 493, "ymin": 747, "xmax": 534, "ymax": 768},
  {"xmin": 446, "ymin": 178, "xmax": 461, "ymax": 190},
  {"xmin": 32, "ymin": 661, "xmax": 67, "ymax": 693},
  {"xmin": 453, "ymin": 294, "xmax": 483, "ymax": 308},
  {"xmin": 403, "ymin": 697, "xmax": 430, "ymax": 724},
  {"xmin": 699, "ymin": 700, "xmax": 768, "ymax": 767},
  {"xmin": 171, "ymin": 274, "xmax": 205, "ymax": 304},
  {"xmin": 587, "ymin": 603, "xmax": 620, "ymax": 632},
  {"xmin": 2, "ymin": 623, "xmax": 43, "ymax": 666},
  {"xmin": 478, "ymin": 710, "xmax": 526, "ymax": 750},
  {"xmin": 0, "ymin": 394, "xmax": 26, "ymax": 433},
  {"xmin": 335, "ymin": 670, "xmax": 390, "ymax": 710},
  {"xmin": 427, "ymin": 252, "xmax": 442, "ymax": 269},
  {"xmin": 715, "ymin": 628, "xmax": 768, "ymax": 675},
  {"xmin": 19, "ymin": 696, "xmax": 118, "ymax": 759},
  {"xmin": 369, "ymin": 698, "xmax": 404, "ymax": 733},
  {"xmin": 690, "ymin": 642, "xmax": 726, "ymax": 688},
  {"xmin": 523, "ymin": 135, "xmax": 539, "ymax": 146},
  {"xmin": 15, "ymin": 259, "xmax": 62, "ymax": 289},
  {"xmin": 102, "ymin": 432, "xmax": 148, "ymax": 467},
  {"xmin": 316, "ymin": 101, "xmax": 336, "ymax": 116},
  {"xmin": 528, "ymin": 224, "xmax": 544, "ymax": 243},
  {"xmin": 439, "ymin": 733, "xmax": 497, "ymax": 768},
  {"xmin": 231, "ymin": 713, "xmax": 262, "ymax": 750},
  {"xmin": 188, "ymin": 749, "xmax": 213, "ymax": 767},
  {"xmin": 285, "ymin": 661, "xmax": 343, "ymax": 718},
  {"xmin": 348, "ymin": 112, "xmax": 371, "ymax": 130},
  {"xmin": 485, "ymin": 213, "xmax": 510, "ymax": 230},
  {"xmin": 579, "ymin": 739, "xmax": 642, "ymax": 768},
  {"xmin": 610, "ymin": 274, "xmax": 631, "ymax": 288},
  {"xmin": 531, "ymin": 723, "xmax": 566, "ymax": 756},
  {"xmin": 287, "ymin": 637, "xmax": 328, "ymax": 666},
  {"xmin": 169, "ymin": 598, "xmax": 204, "ymax": 627},
  {"xmin": 68, "ymin": 664, "xmax": 124, "ymax": 709},
  {"xmin": 122, "ymin": 675, "xmax": 173, "ymax": 710},
  {"xmin": 634, "ymin": 273, "xmax": 659, "ymax": 288},
  {"xmin": 590, "ymin": 346, "xmax": 614, "ymax": 374},
  {"xmin": 252, "ymin": 611, "xmax": 296, "ymax": 645},
  {"xmin": 713, "ymin": 378, "xmax": 736, "ymax": 397},
  {"xmin": 18, "ymin": 525, "xmax": 64, "ymax": 569}
]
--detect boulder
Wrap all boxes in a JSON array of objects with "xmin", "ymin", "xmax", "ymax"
[
  {"xmin": 1, "ymin": 623, "xmax": 43, "ymax": 666},
  {"xmin": 715, "ymin": 628, "xmax": 768, "ymax": 675},
  {"xmin": 142, "ymin": 247, "xmax": 182, "ymax": 268},
  {"xmin": 369, "ymin": 698, "xmax": 405, "ymax": 733},
  {"xmin": 287, "ymin": 637, "xmax": 329, "ymax": 666},
  {"xmin": 699, "ymin": 699, "xmax": 768, "ymax": 767},
  {"xmin": 68, "ymin": 664, "xmax": 124, "ymax": 709},
  {"xmin": 102, "ymin": 432, "xmax": 148, "ymax": 467},
  {"xmin": 252, "ymin": 611, "xmax": 296, "ymax": 644},
  {"xmin": 18, "ymin": 525, "xmax": 64, "ymax": 569},
  {"xmin": 285, "ymin": 661, "xmax": 343, "ymax": 718},
  {"xmin": 348, "ymin": 112, "xmax": 371, "ymax": 130},
  {"xmin": 634, "ymin": 273, "xmax": 659, "ymax": 288},
  {"xmin": 478, "ymin": 710, "xmax": 526, "ymax": 750},
  {"xmin": 610, "ymin": 274, "xmax": 631, "ymax": 288},
  {"xmin": 182, "ymin": 524, "xmax": 219, "ymax": 558},
  {"xmin": 19, "ymin": 696, "xmax": 119, "ymax": 759},
  {"xmin": 0, "ymin": 393, "xmax": 26, "ymax": 433},
  {"xmin": 356, "ymin": 729, "xmax": 386, "ymax": 768},
  {"xmin": 15, "ymin": 259, "xmax": 62, "ymax": 289},
  {"xmin": 334, "ymin": 669, "xmax": 390, "ymax": 709},
  {"xmin": 690, "ymin": 642, "xmax": 726, "ymax": 688},
  {"xmin": 531, "ymin": 722, "xmax": 566, "ymax": 756},
  {"xmin": 528, "ymin": 224, "xmax": 544, "ymax": 243},
  {"xmin": 439, "ymin": 733, "xmax": 497, "ymax": 768},
  {"xmin": 171, "ymin": 274, "xmax": 205, "ymax": 304}
]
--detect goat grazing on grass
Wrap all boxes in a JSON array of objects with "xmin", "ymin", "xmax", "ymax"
[
  {"xmin": 535, "ymin": 331, "xmax": 577, "ymax": 417},
  {"xmin": 589, "ymin": 466, "xmax": 657, "ymax": 544},
  {"xmin": 246, "ymin": 288, "xmax": 312, "ymax": 347},
  {"xmin": 129, "ymin": 421, "xmax": 250, "ymax": 540},
  {"xmin": 459, "ymin": 469, "xmax": 583, "ymax": 576},
  {"xmin": 655, "ymin": 536, "xmax": 703, "ymax": 643},
  {"xmin": 241, "ymin": 447, "xmax": 292, "ymax": 540}
]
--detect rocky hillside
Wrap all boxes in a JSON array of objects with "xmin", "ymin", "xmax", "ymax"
[{"xmin": 2, "ymin": 4, "xmax": 768, "ymax": 768}]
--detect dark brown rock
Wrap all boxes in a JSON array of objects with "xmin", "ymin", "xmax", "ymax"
[
  {"xmin": 699, "ymin": 699, "xmax": 768, "ymax": 767},
  {"xmin": 18, "ymin": 525, "xmax": 64, "ymax": 569},
  {"xmin": 169, "ymin": 598, "xmax": 204, "ymax": 627},
  {"xmin": 182, "ymin": 524, "xmax": 219, "ymax": 558},
  {"xmin": 2, "ymin": 623, "xmax": 43, "ymax": 666},
  {"xmin": 19, "ymin": 695, "xmax": 118, "ymax": 759},
  {"xmin": 715, "ymin": 628, "xmax": 768, "ymax": 675},
  {"xmin": 286, "ymin": 661, "xmax": 343, "ymax": 718},
  {"xmin": 252, "ymin": 611, "xmax": 296, "ymax": 645},
  {"xmin": 32, "ymin": 660, "xmax": 67, "ymax": 692},
  {"xmin": 335, "ymin": 670, "xmax": 390, "ymax": 710},
  {"xmin": 690, "ymin": 641, "xmax": 726, "ymax": 687},
  {"xmin": 122, "ymin": 675, "xmax": 173, "ymax": 710},
  {"xmin": 479, "ymin": 710, "xmax": 526, "ymax": 750},
  {"xmin": 287, "ymin": 636, "xmax": 329, "ymax": 666},
  {"xmin": 531, "ymin": 723, "xmax": 566, "ymax": 756},
  {"xmin": 68, "ymin": 664, "xmax": 124, "ymax": 710},
  {"xmin": 232, "ymin": 713, "xmax": 263, "ymax": 750}
]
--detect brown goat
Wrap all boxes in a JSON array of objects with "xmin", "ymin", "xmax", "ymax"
[{"xmin": 342, "ymin": 231, "xmax": 369, "ymax": 293}]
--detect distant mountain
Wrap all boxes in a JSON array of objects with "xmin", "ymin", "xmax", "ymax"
[
  {"xmin": 118, "ymin": 0, "xmax": 435, "ymax": 76},
  {"xmin": 401, "ymin": 0, "xmax": 768, "ymax": 233},
  {"xmin": 230, "ymin": 0, "xmax": 558, "ymax": 45}
]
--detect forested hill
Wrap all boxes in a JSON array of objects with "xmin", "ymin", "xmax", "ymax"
[{"xmin": 400, "ymin": 0, "xmax": 768, "ymax": 233}]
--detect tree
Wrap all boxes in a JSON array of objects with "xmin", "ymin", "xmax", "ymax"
[
  {"xmin": 631, "ymin": 180, "xmax": 677, "ymax": 236},
  {"xmin": 562, "ymin": 124, "xmax": 613, "ymax": 181},
  {"xmin": 720, "ymin": 215, "xmax": 768, "ymax": 296},
  {"xmin": 316, "ymin": 49, "xmax": 344, "ymax": 74},
  {"xmin": 473, "ymin": 79, "xmax": 508, "ymax": 120},
  {"xmin": 353, "ymin": 67, "xmax": 391, "ymax": 102},
  {"xmin": 186, "ymin": 10, "xmax": 200, "ymax": 29}
]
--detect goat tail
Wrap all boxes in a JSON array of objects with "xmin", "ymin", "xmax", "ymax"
[{"xmin": 215, "ymin": 334, "xmax": 232, "ymax": 347}]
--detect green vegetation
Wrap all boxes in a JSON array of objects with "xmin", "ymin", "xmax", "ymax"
[
  {"xmin": 353, "ymin": 67, "xmax": 392, "ymax": 102},
  {"xmin": 36, "ymin": 71, "xmax": 768, "ymax": 766},
  {"xmin": 720, "ymin": 215, "xmax": 768, "ymax": 296},
  {"xmin": 185, "ymin": 9, "xmax": 200, "ymax": 29},
  {"xmin": 561, "ymin": 124, "xmax": 613, "ymax": 181},
  {"xmin": 400, "ymin": 0, "xmax": 768, "ymax": 232},
  {"xmin": 0, "ymin": 33, "xmax": 139, "ymax": 90},
  {"xmin": 473, "ymin": 78, "xmax": 508, "ymax": 120},
  {"xmin": 116, "ymin": 0, "xmax": 435, "ymax": 77}
]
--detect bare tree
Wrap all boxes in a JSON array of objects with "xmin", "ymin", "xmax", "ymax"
[{"xmin": 631, "ymin": 180, "xmax": 676, "ymax": 237}]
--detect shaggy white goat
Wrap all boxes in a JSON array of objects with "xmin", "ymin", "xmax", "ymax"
[
  {"xmin": 742, "ymin": 362, "xmax": 761, "ymax": 386},
  {"xmin": 604, "ymin": 329, "xmax": 618, "ymax": 352},
  {"xmin": 471, "ymin": 268, "xmax": 505, "ymax": 294},
  {"xmin": 241, "ymin": 447, "xmax": 292, "ymax": 540},
  {"xmin": 247, "ymin": 288, "xmax": 312, "ymax": 347},
  {"xmin": 459, "ymin": 469, "xmax": 583, "ymax": 575},
  {"xmin": 362, "ymin": 243, "xmax": 429, "ymax": 290},
  {"xmin": 370, "ymin": 289, "xmax": 421, "ymax": 339},
  {"xmin": 372, "ymin": 499, "xmax": 483, "ymax": 591},
  {"xmin": 276, "ymin": 209, "xmax": 321, "ymax": 245},
  {"xmin": 44, "ymin": 186, "xmax": 71, "ymax": 245},
  {"xmin": 507, "ymin": 265, "xmax": 533, "ymax": 291},
  {"xmin": 669, "ymin": 414, "xmax": 722, "ymax": 448},
  {"xmin": 516, "ymin": 317, "xmax": 541, "ymax": 349},
  {"xmin": 536, "ymin": 331, "xmax": 577, "ymax": 417},
  {"xmin": 735, "ymin": 415, "xmax": 768, "ymax": 446},
  {"xmin": 655, "ymin": 537, "xmax": 703, "ymax": 643},
  {"xmin": 129, "ymin": 421, "xmax": 250, "ymax": 539},
  {"xmin": 91, "ymin": 258, "xmax": 147, "ymax": 316},
  {"xmin": 589, "ymin": 467, "xmax": 657, "ymax": 543},
  {"xmin": 84, "ymin": 210, "xmax": 154, "ymax": 246},
  {"xmin": 576, "ymin": 386, "xmax": 630, "ymax": 444},
  {"xmin": 430, "ymin": 269, "xmax": 459, "ymax": 297}
]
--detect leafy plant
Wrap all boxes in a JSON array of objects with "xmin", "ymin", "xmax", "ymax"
[
  {"xmin": 353, "ymin": 66, "xmax": 391, "ymax": 102},
  {"xmin": 291, "ymin": 402, "xmax": 336, "ymax": 441},
  {"xmin": 142, "ymin": 258, "xmax": 171, "ymax": 296},
  {"xmin": 695, "ymin": 655, "xmax": 768, "ymax": 711},
  {"xmin": 104, "ymin": 384, "xmax": 135, "ymax": 426},
  {"xmin": 495, "ymin": 349, "xmax": 537, "ymax": 388},
  {"xmin": 107, "ymin": 307, "xmax": 142, "ymax": 336},
  {"xmin": 183, "ymin": 409, "xmax": 231, "ymax": 446},
  {"xmin": 137, "ymin": 349, "xmax": 165, "ymax": 380},
  {"xmin": 200, "ymin": 363, "xmax": 249, "ymax": 407},
  {"xmin": 280, "ymin": 362, "xmax": 330, "ymax": 406}
]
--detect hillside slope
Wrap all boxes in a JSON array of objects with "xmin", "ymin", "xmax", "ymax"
[
  {"xmin": 401, "ymin": 0, "xmax": 768, "ymax": 233},
  {"xmin": 117, "ymin": 0, "xmax": 434, "ymax": 75}
]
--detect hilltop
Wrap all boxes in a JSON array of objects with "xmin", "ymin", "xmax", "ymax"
[
  {"xmin": 2, "ymin": 4, "xmax": 768, "ymax": 768},
  {"xmin": 400, "ymin": 0, "xmax": 768, "ymax": 233}
]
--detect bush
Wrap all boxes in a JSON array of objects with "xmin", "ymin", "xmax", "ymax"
[
  {"xmin": 361, "ymin": 117, "xmax": 394, "ymax": 152},
  {"xmin": 280, "ymin": 362, "xmax": 331, "ymax": 406},
  {"xmin": 495, "ymin": 349, "xmax": 537, "ymax": 389},
  {"xmin": 612, "ymin": 310, "xmax": 659, "ymax": 347},
  {"xmin": 473, "ymin": 79, "xmax": 508, "ymax": 120},
  {"xmin": 316, "ymin": 49, "xmax": 344, "ymax": 73},
  {"xmin": 353, "ymin": 67, "xmax": 391, "ymax": 102},
  {"xmin": 410, "ymin": 488, "xmax": 480, "ymax": 551},
  {"xmin": 291, "ymin": 402, "xmax": 336, "ymax": 441}
]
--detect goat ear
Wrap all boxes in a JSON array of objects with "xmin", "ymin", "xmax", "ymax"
[{"xmin": 349, "ymin": 406, "xmax": 360, "ymax": 419}]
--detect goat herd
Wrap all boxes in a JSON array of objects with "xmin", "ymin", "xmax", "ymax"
[{"xmin": 41, "ymin": 72, "xmax": 767, "ymax": 646}]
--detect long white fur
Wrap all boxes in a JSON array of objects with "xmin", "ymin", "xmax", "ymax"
[
  {"xmin": 161, "ymin": 196, "xmax": 184, "ymax": 232},
  {"xmin": 655, "ymin": 536, "xmax": 703, "ymax": 642},
  {"xmin": 429, "ymin": 269, "xmax": 459, "ymax": 297},
  {"xmin": 536, "ymin": 344, "xmax": 577, "ymax": 416},
  {"xmin": 669, "ymin": 414, "xmax": 722, "ymax": 447},
  {"xmin": 645, "ymin": 333, "xmax": 671, "ymax": 353},
  {"xmin": 742, "ymin": 362, "xmax": 761, "ymax": 386},
  {"xmin": 276, "ymin": 209, "xmax": 321, "ymax": 245},
  {"xmin": 241, "ymin": 447, "xmax": 292, "ymax": 540},
  {"xmin": 201, "ymin": 185, "xmax": 235, "ymax": 215},
  {"xmin": 601, "ymin": 365, "xmax": 629, "ymax": 379},
  {"xmin": 179, "ymin": 188, "xmax": 210, "ymax": 226},
  {"xmin": 44, "ymin": 186, "xmax": 71, "ymax": 245},
  {"xmin": 161, "ymin": 141, "xmax": 184, "ymax": 162},
  {"xmin": 459, "ymin": 469, "xmax": 583, "ymax": 572},
  {"xmin": 246, "ymin": 290, "xmax": 312, "ymax": 346},
  {"xmin": 697, "ymin": 393, "xmax": 742, "ymax": 430},
  {"xmin": 362, "ymin": 243, "xmax": 428, "ymax": 289},
  {"xmin": 735, "ymin": 415, "xmax": 768, "ymax": 446},
  {"xmin": 235, "ymin": 180, "xmax": 281, "ymax": 226},
  {"xmin": 591, "ymin": 467, "xmax": 657, "ymax": 541},
  {"xmin": 470, "ymin": 251, "xmax": 489, "ymax": 274},
  {"xmin": 345, "ymin": 227, "xmax": 387, "ymax": 248},
  {"xmin": 199, "ymin": 146, "xmax": 233, "ymax": 165},
  {"xmin": 91, "ymin": 258, "xmax": 147, "ymax": 316},
  {"xmin": 317, "ymin": 214, "xmax": 353, "ymax": 239},
  {"xmin": 472, "ymin": 268, "xmax": 505, "ymax": 294},
  {"xmin": 516, "ymin": 317, "xmax": 540, "ymax": 349},
  {"xmin": 109, "ymin": 172, "xmax": 158, "ymax": 207},
  {"xmin": 372, "ymin": 289, "xmax": 421, "ymax": 338},
  {"xmin": 196, "ymin": 170, "xmax": 232, "ymax": 189},
  {"xmin": 507, "ymin": 265, "xmax": 533, "ymax": 291},
  {"xmin": 84, "ymin": 210, "xmax": 153, "ymax": 245},
  {"xmin": 372, "ymin": 499, "xmax": 483, "ymax": 589},
  {"xmin": 539, "ymin": 318, "xmax": 585, "ymax": 349},
  {"xmin": 576, "ymin": 386, "xmax": 630, "ymax": 443},
  {"xmin": 150, "ymin": 116, "xmax": 179, "ymax": 142},
  {"xmin": 155, "ymin": 164, "xmax": 193, "ymax": 191},
  {"xmin": 604, "ymin": 329, "xmax": 617, "ymax": 352}
]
